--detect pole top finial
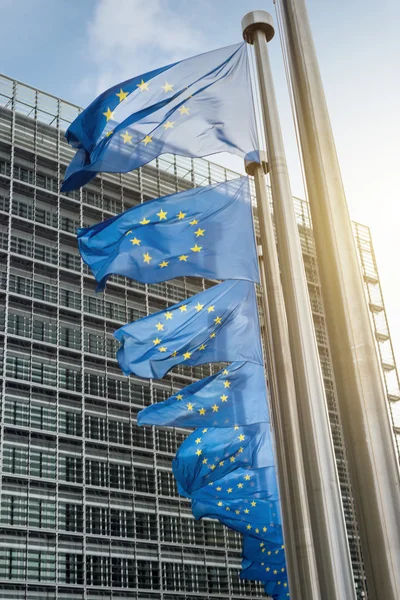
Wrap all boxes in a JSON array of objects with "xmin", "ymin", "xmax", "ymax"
[
  {"xmin": 242, "ymin": 11, "xmax": 275, "ymax": 44},
  {"xmin": 245, "ymin": 152, "xmax": 269, "ymax": 176}
]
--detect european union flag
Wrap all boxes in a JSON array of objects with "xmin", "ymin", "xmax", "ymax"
[
  {"xmin": 263, "ymin": 580, "xmax": 290, "ymax": 600},
  {"xmin": 114, "ymin": 280, "xmax": 262, "ymax": 379},
  {"xmin": 61, "ymin": 43, "xmax": 258, "ymax": 191},
  {"xmin": 172, "ymin": 423, "xmax": 274, "ymax": 496},
  {"xmin": 242, "ymin": 534, "xmax": 285, "ymax": 563},
  {"xmin": 191, "ymin": 496, "xmax": 282, "ymax": 546},
  {"xmin": 241, "ymin": 558, "xmax": 287, "ymax": 584},
  {"xmin": 138, "ymin": 361, "xmax": 269, "ymax": 428},
  {"xmin": 77, "ymin": 178, "xmax": 259, "ymax": 290},
  {"xmin": 188, "ymin": 466, "xmax": 279, "ymax": 502}
]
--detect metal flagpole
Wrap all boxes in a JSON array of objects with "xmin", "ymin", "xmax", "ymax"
[
  {"xmin": 246, "ymin": 155, "xmax": 320, "ymax": 599},
  {"xmin": 276, "ymin": 1, "xmax": 400, "ymax": 598},
  {"xmin": 242, "ymin": 12, "xmax": 356, "ymax": 600}
]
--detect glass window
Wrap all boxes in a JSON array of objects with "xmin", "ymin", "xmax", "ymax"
[
  {"xmin": 59, "ymin": 409, "xmax": 82, "ymax": 436},
  {"xmin": 59, "ymin": 455, "xmax": 83, "ymax": 484},
  {"xmin": 0, "ymin": 494, "xmax": 27, "ymax": 527},
  {"xmin": 3, "ymin": 445, "xmax": 28, "ymax": 475},
  {"xmin": 29, "ymin": 449, "xmax": 56, "ymax": 479},
  {"xmin": 58, "ymin": 502, "xmax": 83, "ymax": 533}
]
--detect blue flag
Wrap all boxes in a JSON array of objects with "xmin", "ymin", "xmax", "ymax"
[
  {"xmin": 191, "ymin": 496, "xmax": 282, "ymax": 546},
  {"xmin": 77, "ymin": 177, "xmax": 259, "ymax": 290},
  {"xmin": 61, "ymin": 43, "xmax": 258, "ymax": 191},
  {"xmin": 138, "ymin": 361, "xmax": 269, "ymax": 428},
  {"xmin": 188, "ymin": 466, "xmax": 279, "ymax": 502},
  {"xmin": 172, "ymin": 423, "xmax": 274, "ymax": 496},
  {"xmin": 242, "ymin": 534, "xmax": 285, "ymax": 563},
  {"xmin": 263, "ymin": 580, "xmax": 290, "ymax": 600},
  {"xmin": 114, "ymin": 280, "xmax": 262, "ymax": 379}
]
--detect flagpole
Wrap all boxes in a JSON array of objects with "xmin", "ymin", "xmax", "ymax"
[
  {"xmin": 242, "ymin": 11, "xmax": 356, "ymax": 600},
  {"xmin": 276, "ymin": 1, "xmax": 400, "ymax": 598},
  {"xmin": 246, "ymin": 155, "xmax": 319, "ymax": 599}
]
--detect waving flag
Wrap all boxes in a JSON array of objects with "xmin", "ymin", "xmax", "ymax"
[
  {"xmin": 114, "ymin": 280, "xmax": 262, "ymax": 379},
  {"xmin": 172, "ymin": 423, "xmax": 274, "ymax": 496},
  {"xmin": 188, "ymin": 466, "xmax": 279, "ymax": 501},
  {"xmin": 242, "ymin": 534, "xmax": 285, "ymax": 563},
  {"xmin": 77, "ymin": 177, "xmax": 259, "ymax": 290},
  {"xmin": 61, "ymin": 43, "xmax": 258, "ymax": 191},
  {"xmin": 138, "ymin": 361, "xmax": 269, "ymax": 428}
]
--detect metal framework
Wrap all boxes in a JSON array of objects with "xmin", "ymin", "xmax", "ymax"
[{"xmin": 0, "ymin": 73, "xmax": 398, "ymax": 600}]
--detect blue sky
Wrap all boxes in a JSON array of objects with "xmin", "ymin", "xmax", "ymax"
[{"xmin": 1, "ymin": 0, "xmax": 399, "ymax": 366}]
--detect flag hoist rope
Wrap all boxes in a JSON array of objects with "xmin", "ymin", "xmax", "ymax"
[{"xmin": 242, "ymin": 10, "xmax": 356, "ymax": 600}]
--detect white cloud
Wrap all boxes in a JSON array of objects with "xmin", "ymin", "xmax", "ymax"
[{"xmin": 82, "ymin": 0, "xmax": 206, "ymax": 96}]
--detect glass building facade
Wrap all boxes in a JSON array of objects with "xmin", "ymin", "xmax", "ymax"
[{"xmin": 0, "ymin": 73, "xmax": 398, "ymax": 600}]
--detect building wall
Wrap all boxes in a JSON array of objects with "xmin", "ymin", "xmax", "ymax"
[{"xmin": 0, "ymin": 74, "xmax": 398, "ymax": 600}]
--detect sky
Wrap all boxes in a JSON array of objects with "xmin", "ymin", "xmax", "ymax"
[{"xmin": 0, "ymin": 0, "xmax": 399, "ymax": 367}]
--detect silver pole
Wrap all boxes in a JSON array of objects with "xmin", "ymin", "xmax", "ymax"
[
  {"xmin": 242, "ymin": 12, "xmax": 356, "ymax": 600},
  {"xmin": 277, "ymin": 1, "xmax": 400, "ymax": 598},
  {"xmin": 246, "ymin": 156, "xmax": 320, "ymax": 599}
]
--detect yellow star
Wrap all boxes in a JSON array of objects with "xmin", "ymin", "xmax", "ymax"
[
  {"xmin": 179, "ymin": 305, "xmax": 188, "ymax": 312},
  {"xmin": 244, "ymin": 475, "xmax": 251, "ymax": 481},
  {"xmin": 211, "ymin": 404, "xmax": 219, "ymax": 413},
  {"xmin": 202, "ymin": 458, "xmax": 208, "ymax": 464},
  {"xmin": 210, "ymin": 464, "xmax": 216, "ymax": 471},
  {"xmin": 263, "ymin": 527, "xmax": 268, "ymax": 533},
  {"xmin": 251, "ymin": 501, "xmax": 257, "ymax": 507},
  {"xmin": 225, "ymin": 507, "xmax": 230, "ymax": 511},
  {"xmin": 159, "ymin": 260, "xmax": 169, "ymax": 268},
  {"xmin": 116, "ymin": 88, "xmax": 129, "ymax": 102},
  {"xmin": 195, "ymin": 438, "xmax": 201, "ymax": 444},
  {"xmin": 210, "ymin": 332, "xmax": 216, "ymax": 338},
  {"xmin": 159, "ymin": 346, "xmax": 167, "ymax": 352},
  {"xmin": 130, "ymin": 237, "xmax": 141, "ymax": 246},
  {"xmin": 196, "ymin": 449, "xmax": 202, "ymax": 456},
  {"xmin": 187, "ymin": 403, "xmax": 194, "ymax": 411},
  {"xmin": 179, "ymin": 105, "xmax": 190, "ymax": 115},
  {"xmin": 281, "ymin": 568, "xmax": 285, "ymax": 572},
  {"xmin": 199, "ymin": 344, "xmax": 206, "ymax": 351},
  {"xmin": 222, "ymin": 369, "xmax": 229, "ymax": 375},
  {"xmin": 219, "ymin": 461, "xmax": 224, "ymax": 466},
  {"xmin": 237, "ymin": 483, "xmax": 243, "ymax": 489},
  {"xmin": 274, "ymin": 570, "xmax": 278, "ymax": 575},
  {"xmin": 162, "ymin": 81, "xmax": 174, "ymax": 93},
  {"xmin": 235, "ymin": 510, "xmax": 240, "ymax": 515},
  {"xmin": 216, "ymin": 486, "xmax": 222, "ymax": 491},
  {"xmin": 195, "ymin": 303, "xmax": 203, "ymax": 311},
  {"xmin": 153, "ymin": 338, "xmax": 161, "ymax": 345},
  {"xmin": 143, "ymin": 252, "xmax": 152, "ymax": 264},
  {"xmin": 207, "ymin": 306, "xmax": 215, "ymax": 313},
  {"xmin": 230, "ymin": 456, "xmax": 235, "ymax": 463},
  {"xmin": 176, "ymin": 394, "xmax": 183, "ymax": 400},
  {"xmin": 218, "ymin": 501, "xmax": 223, "ymax": 507},
  {"xmin": 163, "ymin": 120, "xmax": 175, "ymax": 129},
  {"xmin": 238, "ymin": 447, "xmax": 244, "ymax": 453},
  {"xmin": 239, "ymin": 434, "xmax": 245, "ymax": 441},
  {"xmin": 234, "ymin": 425, "xmax": 239, "ymax": 430},
  {"xmin": 224, "ymin": 380, "xmax": 231, "ymax": 388},
  {"xmin": 140, "ymin": 217, "xmax": 150, "ymax": 225},
  {"xmin": 183, "ymin": 351, "xmax": 192, "ymax": 360},
  {"xmin": 194, "ymin": 228, "xmax": 205, "ymax": 237},
  {"xmin": 143, "ymin": 135, "xmax": 152, "ymax": 145},
  {"xmin": 121, "ymin": 130, "xmax": 132, "ymax": 144},
  {"xmin": 179, "ymin": 254, "xmax": 188, "ymax": 262},
  {"xmin": 171, "ymin": 350, "xmax": 178, "ymax": 357},
  {"xmin": 246, "ymin": 525, "xmax": 252, "ymax": 530},
  {"xmin": 202, "ymin": 428, "xmax": 208, "ymax": 433},
  {"xmin": 103, "ymin": 107, "xmax": 114, "ymax": 121},
  {"xmin": 157, "ymin": 209, "xmax": 167, "ymax": 220},
  {"xmin": 220, "ymin": 394, "xmax": 228, "ymax": 402},
  {"xmin": 137, "ymin": 79, "xmax": 149, "ymax": 92},
  {"xmin": 244, "ymin": 509, "xmax": 250, "ymax": 514},
  {"xmin": 191, "ymin": 244, "xmax": 202, "ymax": 252},
  {"xmin": 199, "ymin": 408, "xmax": 206, "ymax": 415},
  {"xmin": 106, "ymin": 130, "xmax": 113, "ymax": 137},
  {"xmin": 176, "ymin": 211, "xmax": 186, "ymax": 220},
  {"xmin": 165, "ymin": 311, "xmax": 173, "ymax": 320},
  {"xmin": 227, "ymin": 488, "xmax": 233, "ymax": 494},
  {"xmin": 189, "ymin": 219, "xmax": 198, "ymax": 226},
  {"xmin": 214, "ymin": 316, "xmax": 222, "ymax": 325},
  {"xmin": 156, "ymin": 322, "xmax": 164, "ymax": 331}
]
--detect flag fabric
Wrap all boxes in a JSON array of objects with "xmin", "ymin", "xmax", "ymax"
[
  {"xmin": 242, "ymin": 534, "xmax": 285, "ymax": 563},
  {"xmin": 172, "ymin": 423, "xmax": 275, "ymax": 496},
  {"xmin": 263, "ymin": 580, "xmax": 290, "ymax": 600},
  {"xmin": 138, "ymin": 361, "xmax": 269, "ymax": 428},
  {"xmin": 114, "ymin": 279, "xmax": 262, "ymax": 379},
  {"xmin": 61, "ymin": 43, "xmax": 258, "ymax": 191},
  {"xmin": 77, "ymin": 177, "xmax": 259, "ymax": 290},
  {"xmin": 191, "ymin": 496, "xmax": 282, "ymax": 544},
  {"xmin": 188, "ymin": 466, "xmax": 279, "ymax": 502}
]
